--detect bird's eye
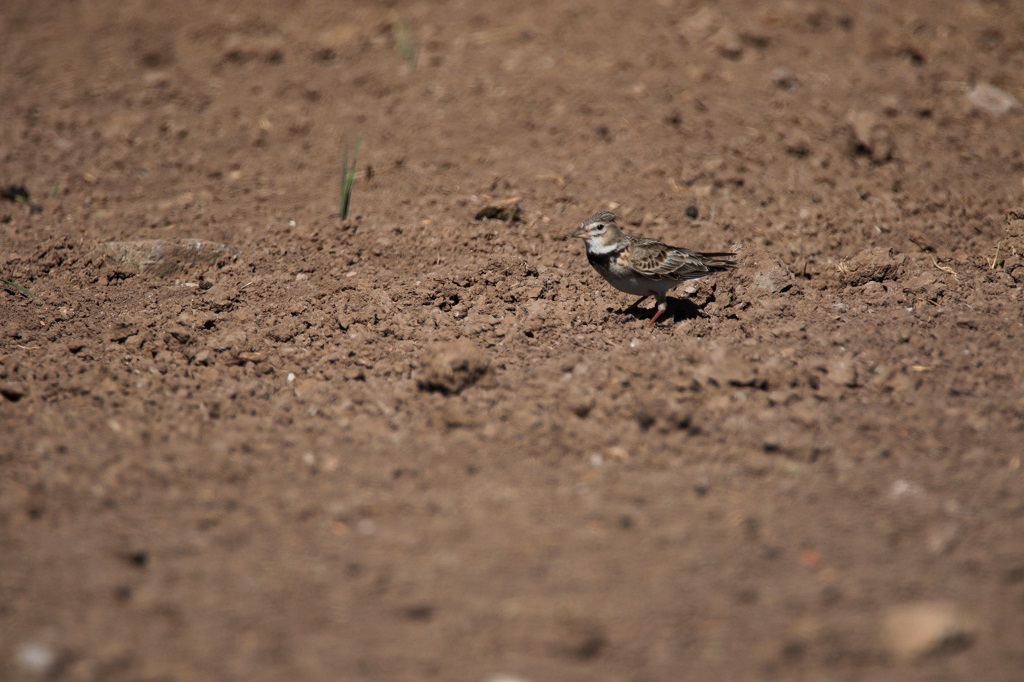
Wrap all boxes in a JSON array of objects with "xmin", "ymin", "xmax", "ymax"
[{"xmin": 594, "ymin": 224, "xmax": 605, "ymax": 232}]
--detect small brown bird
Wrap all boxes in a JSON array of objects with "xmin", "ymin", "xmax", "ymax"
[{"xmin": 571, "ymin": 210, "xmax": 736, "ymax": 326}]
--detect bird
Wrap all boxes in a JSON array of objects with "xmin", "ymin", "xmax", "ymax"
[{"xmin": 571, "ymin": 210, "xmax": 736, "ymax": 326}]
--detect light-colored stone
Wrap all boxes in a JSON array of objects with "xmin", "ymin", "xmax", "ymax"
[
  {"xmin": 882, "ymin": 601, "xmax": 977, "ymax": 660},
  {"xmin": 966, "ymin": 83, "xmax": 1018, "ymax": 115}
]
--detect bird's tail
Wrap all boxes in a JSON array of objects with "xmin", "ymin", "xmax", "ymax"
[{"xmin": 697, "ymin": 252, "xmax": 737, "ymax": 272}]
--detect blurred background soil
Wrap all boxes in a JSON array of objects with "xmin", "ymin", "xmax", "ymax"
[{"xmin": 2, "ymin": 0, "xmax": 1024, "ymax": 679}]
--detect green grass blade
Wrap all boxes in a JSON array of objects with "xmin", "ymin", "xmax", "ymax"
[
  {"xmin": 339, "ymin": 134, "xmax": 362, "ymax": 221},
  {"xmin": 391, "ymin": 16, "xmax": 418, "ymax": 70},
  {"xmin": 1, "ymin": 276, "xmax": 33, "ymax": 297},
  {"xmin": 339, "ymin": 146, "xmax": 349, "ymax": 217}
]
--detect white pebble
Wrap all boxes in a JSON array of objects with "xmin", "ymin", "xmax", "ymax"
[
  {"xmin": 966, "ymin": 83, "xmax": 1018, "ymax": 115},
  {"xmin": 16, "ymin": 641, "xmax": 58, "ymax": 675},
  {"xmin": 889, "ymin": 479, "xmax": 924, "ymax": 500}
]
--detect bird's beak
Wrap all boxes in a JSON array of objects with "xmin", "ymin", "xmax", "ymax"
[{"xmin": 570, "ymin": 226, "xmax": 588, "ymax": 239}]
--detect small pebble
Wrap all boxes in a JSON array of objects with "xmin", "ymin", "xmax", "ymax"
[
  {"xmin": 882, "ymin": 601, "xmax": 976, "ymax": 660},
  {"xmin": 966, "ymin": 83, "xmax": 1018, "ymax": 115},
  {"xmin": 605, "ymin": 446, "xmax": 631, "ymax": 461},
  {"xmin": 825, "ymin": 358, "xmax": 857, "ymax": 387},
  {"xmin": 16, "ymin": 641, "xmax": 58, "ymax": 676},
  {"xmin": 889, "ymin": 479, "xmax": 923, "ymax": 500},
  {"xmin": 770, "ymin": 66, "xmax": 799, "ymax": 89}
]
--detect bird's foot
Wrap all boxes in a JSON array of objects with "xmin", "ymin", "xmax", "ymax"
[{"xmin": 647, "ymin": 308, "xmax": 666, "ymax": 327}]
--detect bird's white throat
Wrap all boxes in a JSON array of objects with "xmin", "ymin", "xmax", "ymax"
[{"xmin": 585, "ymin": 239, "xmax": 624, "ymax": 255}]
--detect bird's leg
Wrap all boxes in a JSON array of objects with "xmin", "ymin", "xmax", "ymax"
[
  {"xmin": 624, "ymin": 295, "xmax": 650, "ymax": 312},
  {"xmin": 619, "ymin": 296, "xmax": 650, "ymax": 319},
  {"xmin": 647, "ymin": 297, "xmax": 668, "ymax": 327}
]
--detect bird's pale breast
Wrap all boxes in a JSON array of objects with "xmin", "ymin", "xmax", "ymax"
[{"xmin": 587, "ymin": 249, "xmax": 678, "ymax": 297}]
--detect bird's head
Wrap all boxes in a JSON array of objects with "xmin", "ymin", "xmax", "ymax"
[{"xmin": 571, "ymin": 210, "xmax": 624, "ymax": 253}]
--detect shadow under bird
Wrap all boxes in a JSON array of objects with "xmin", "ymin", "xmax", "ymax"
[{"xmin": 571, "ymin": 210, "xmax": 736, "ymax": 326}]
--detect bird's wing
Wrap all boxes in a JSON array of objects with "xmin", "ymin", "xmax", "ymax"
[{"xmin": 626, "ymin": 238, "xmax": 725, "ymax": 280}]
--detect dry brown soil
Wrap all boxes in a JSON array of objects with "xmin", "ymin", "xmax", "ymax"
[{"xmin": 3, "ymin": 1, "xmax": 1024, "ymax": 680}]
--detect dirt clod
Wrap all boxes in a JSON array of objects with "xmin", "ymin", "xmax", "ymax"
[
  {"xmin": 474, "ymin": 198, "xmax": 524, "ymax": 222},
  {"xmin": 417, "ymin": 340, "xmax": 491, "ymax": 395},
  {"xmin": 847, "ymin": 109, "xmax": 895, "ymax": 162},
  {"xmin": 96, "ymin": 240, "xmax": 240, "ymax": 277},
  {"xmin": 836, "ymin": 247, "xmax": 907, "ymax": 287}
]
